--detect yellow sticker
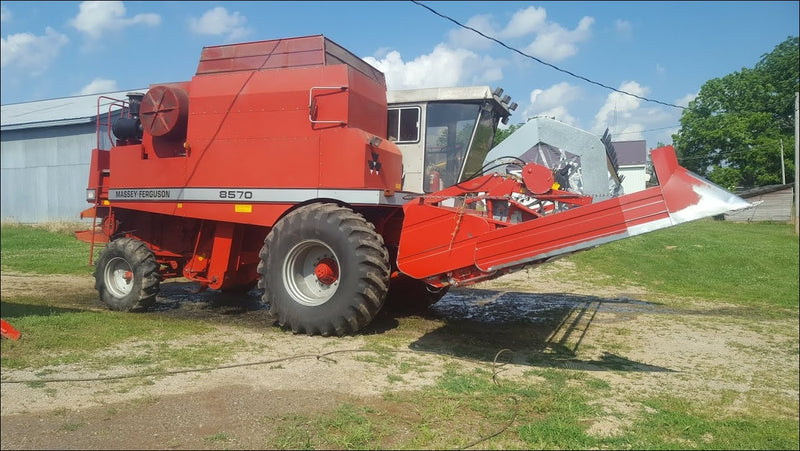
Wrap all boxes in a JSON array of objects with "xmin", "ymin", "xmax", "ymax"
[
  {"xmin": 102, "ymin": 200, "xmax": 110, "ymax": 206},
  {"xmin": 177, "ymin": 203, "xmax": 183, "ymax": 208},
  {"xmin": 235, "ymin": 204, "xmax": 253, "ymax": 213}
]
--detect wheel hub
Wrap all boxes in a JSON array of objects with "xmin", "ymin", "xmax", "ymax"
[
  {"xmin": 282, "ymin": 239, "xmax": 340, "ymax": 306},
  {"xmin": 314, "ymin": 258, "xmax": 338, "ymax": 285},
  {"xmin": 104, "ymin": 257, "xmax": 135, "ymax": 298}
]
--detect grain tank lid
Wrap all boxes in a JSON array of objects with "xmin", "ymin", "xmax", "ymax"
[{"xmin": 195, "ymin": 34, "xmax": 385, "ymax": 86}]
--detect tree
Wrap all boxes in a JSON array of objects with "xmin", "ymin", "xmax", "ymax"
[
  {"xmin": 672, "ymin": 36, "xmax": 798, "ymax": 189},
  {"xmin": 492, "ymin": 122, "xmax": 524, "ymax": 147}
]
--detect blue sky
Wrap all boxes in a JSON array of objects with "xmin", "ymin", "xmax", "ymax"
[{"xmin": 1, "ymin": 1, "xmax": 798, "ymax": 146}]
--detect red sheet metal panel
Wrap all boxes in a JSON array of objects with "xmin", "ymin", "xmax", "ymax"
[
  {"xmin": 473, "ymin": 187, "xmax": 670, "ymax": 272},
  {"xmin": 196, "ymin": 35, "xmax": 327, "ymax": 75},
  {"xmin": 396, "ymin": 146, "xmax": 750, "ymax": 285}
]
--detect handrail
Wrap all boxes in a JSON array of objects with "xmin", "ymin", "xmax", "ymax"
[
  {"xmin": 95, "ymin": 95, "xmax": 128, "ymax": 151},
  {"xmin": 308, "ymin": 86, "xmax": 348, "ymax": 125}
]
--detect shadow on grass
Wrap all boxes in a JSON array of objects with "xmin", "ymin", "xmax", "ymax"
[
  {"xmin": 0, "ymin": 302, "xmax": 86, "ymax": 319},
  {"xmin": 12, "ymin": 278, "xmax": 675, "ymax": 373},
  {"xmin": 401, "ymin": 287, "xmax": 675, "ymax": 373},
  {"xmin": 141, "ymin": 282, "xmax": 676, "ymax": 374},
  {"xmin": 149, "ymin": 280, "xmax": 276, "ymax": 327}
]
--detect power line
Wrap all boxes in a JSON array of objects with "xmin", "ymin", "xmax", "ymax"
[
  {"xmin": 411, "ymin": 1, "xmax": 688, "ymax": 110},
  {"xmin": 613, "ymin": 125, "xmax": 681, "ymax": 135}
]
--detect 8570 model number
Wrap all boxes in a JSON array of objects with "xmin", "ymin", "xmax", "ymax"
[{"xmin": 218, "ymin": 190, "xmax": 254, "ymax": 199}]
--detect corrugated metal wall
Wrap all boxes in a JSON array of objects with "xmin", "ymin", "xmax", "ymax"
[{"xmin": 1, "ymin": 123, "xmax": 97, "ymax": 223}]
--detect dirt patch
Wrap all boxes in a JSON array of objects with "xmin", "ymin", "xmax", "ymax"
[{"xmin": 1, "ymin": 265, "xmax": 798, "ymax": 449}]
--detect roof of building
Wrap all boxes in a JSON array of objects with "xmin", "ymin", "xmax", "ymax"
[
  {"xmin": 613, "ymin": 140, "xmax": 647, "ymax": 166},
  {"xmin": 735, "ymin": 183, "xmax": 794, "ymax": 198},
  {"xmin": 1, "ymin": 90, "xmax": 146, "ymax": 131}
]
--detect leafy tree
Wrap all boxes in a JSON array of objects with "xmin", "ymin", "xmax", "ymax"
[
  {"xmin": 672, "ymin": 36, "xmax": 798, "ymax": 188},
  {"xmin": 492, "ymin": 122, "xmax": 524, "ymax": 147}
]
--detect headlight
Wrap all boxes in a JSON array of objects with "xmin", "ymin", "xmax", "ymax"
[{"xmin": 86, "ymin": 189, "xmax": 97, "ymax": 202}]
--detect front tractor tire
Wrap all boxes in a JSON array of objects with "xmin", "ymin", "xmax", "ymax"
[
  {"xmin": 258, "ymin": 203, "xmax": 391, "ymax": 336},
  {"xmin": 94, "ymin": 237, "xmax": 161, "ymax": 311}
]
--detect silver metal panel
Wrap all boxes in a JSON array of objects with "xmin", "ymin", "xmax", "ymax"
[
  {"xmin": 1, "ymin": 90, "xmax": 142, "ymax": 129},
  {"xmin": 108, "ymin": 187, "xmax": 415, "ymax": 206},
  {"xmin": 483, "ymin": 117, "xmax": 614, "ymax": 201},
  {"xmin": 1, "ymin": 125, "xmax": 95, "ymax": 222},
  {"xmin": 387, "ymin": 86, "xmax": 494, "ymax": 104}
]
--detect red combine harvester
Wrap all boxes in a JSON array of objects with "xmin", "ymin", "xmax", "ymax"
[{"xmin": 76, "ymin": 35, "xmax": 750, "ymax": 336}]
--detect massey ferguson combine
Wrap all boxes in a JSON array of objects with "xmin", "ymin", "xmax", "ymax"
[{"xmin": 76, "ymin": 35, "xmax": 750, "ymax": 336}]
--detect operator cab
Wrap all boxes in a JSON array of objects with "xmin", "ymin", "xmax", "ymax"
[{"xmin": 387, "ymin": 86, "xmax": 516, "ymax": 194}]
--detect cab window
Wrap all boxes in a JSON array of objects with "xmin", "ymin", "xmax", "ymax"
[{"xmin": 387, "ymin": 107, "xmax": 420, "ymax": 143}]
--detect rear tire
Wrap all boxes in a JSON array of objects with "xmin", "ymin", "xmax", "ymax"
[
  {"xmin": 258, "ymin": 203, "xmax": 390, "ymax": 336},
  {"xmin": 94, "ymin": 237, "xmax": 160, "ymax": 311}
]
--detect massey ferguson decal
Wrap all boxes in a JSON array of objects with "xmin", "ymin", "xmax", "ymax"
[{"xmin": 112, "ymin": 189, "xmax": 172, "ymax": 199}]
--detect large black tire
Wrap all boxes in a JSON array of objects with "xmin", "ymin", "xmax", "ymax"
[
  {"xmin": 384, "ymin": 275, "xmax": 450, "ymax": 314},
  {"xmin": 258, "ymin": 203, "xmax": 390, "ymax": 336},
  {"xmin": 94, "ymin": 237, "xmax": 160, "ymax": 311}
]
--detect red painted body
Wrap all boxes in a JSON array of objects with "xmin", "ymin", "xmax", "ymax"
[
  {"xmin": 78, "ymin": 34, "xmax": 748, "ymax": 299},
  {"xmin": 396, "ymin": 146, "xmax": 749, "ymax": 287},
  {"xmin": 80, "ymin": 36, "xmax": 406, "ymax": 290},
  {"xmin": 1, "ymin": 318, "xmax": 21, "ymax": 341}
]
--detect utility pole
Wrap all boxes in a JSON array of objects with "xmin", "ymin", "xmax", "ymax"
[
  {"xmin": 795, "ymin": 92, "xmax": 798, "ymax": 235},
  {"xmin": 780, "ymin": 138, "xmax": 785, "ymax": 185}
]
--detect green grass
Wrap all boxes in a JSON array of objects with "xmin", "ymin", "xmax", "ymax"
[
  {"xmin": 603, "ymin": 395, "xmax": 800, "ymax": 450},
  {"xmin": 568, "ymin": 220, "xmax": 799, "ymax": 309},
  {"xmin": 0, "ymin": 299, "xmax": 226, "ymax": 369},
  {"xmin": 1, "ymin": 221, "xmax": 798, "ymax": 449},
  {"xmin": 266, "ymin": 367, "xmax": 799, "ymax": 450},
  {"xmin": 1, "ymin": 222, "xmax": 95, "ymax": 275}
]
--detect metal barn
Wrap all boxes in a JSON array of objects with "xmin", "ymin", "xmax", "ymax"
[{"xmin": 1, "ymin": 91, "xmax": 140, "ymax": 223}]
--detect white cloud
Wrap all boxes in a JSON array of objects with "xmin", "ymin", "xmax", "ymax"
[
  {"xmin": 522, "ymin": 82, "xmax": 582, "ymax": 125},
  {"xmin": 1, "ymin": 27, "xmax": 69, "ymax": 75},
  {"xmin": 448, "ymin": 14, "xmax": 496, "ymax": 50},
  {"xmin": 1, "ymin": 4, "xmax": 12, "ymax": 22},
  {"xmin": 524, "ymin": 16, "xmax": 594, "ymax": 62},
  {"xmin": 77, "ymin": 78, "xmax": 119, "ymax": 95},
  {"xmin": 529, "ymin": 82, "xmax": 581, "ymax": 110},
  {"xmin": 500, "ymin": 6, "xmax": 547, "ymax": 38},
  {"xmin": 70, "ymin": 1, "xmax": 160, "ymax": 40},
  {"xmin": 374, "ymin": 3, "xmax": 594, "ymax": 104},
  {"xmin": 610, "ymin": 123, "xmax": 646, "ymax": 141},
  {"xmin": 590, "ymin": 81, "xmax": 685, "ymax": 143},
  {"xmin": 364, "ymin": 44, "xmax": 503, "ymax": 90},
  {"xmin": 615, "ymin": 19, "xmax": 632, "ymax": 39},
  {"xmin": 446, "ymin": 5, "xmax": 592, "ymax": 63},
  {"xmin": 676, "ymin": 92, "xmax": 696, "ymax": 107},
  {"xmin": 529, "ymin": 105, "xmax": 578, "ymax": 126},
  {"xmin": 189, "ymin": 7, "xmax": 251, "ymax": 42},
  {"xmin": 372, "ymin": 47, "xmax": 393, "ymax": 59},
  {"xmin": 592, "ymin": 80, "xmax": 649, "ymax": 135}
]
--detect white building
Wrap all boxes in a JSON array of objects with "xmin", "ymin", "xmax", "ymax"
[
  {"xmin": 612, "ymin": 140, "xmax": 649, "ymax": 195},
  {"xmin": 1, "ymin": 91, "xmax": 144, "ymax": 223}
]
